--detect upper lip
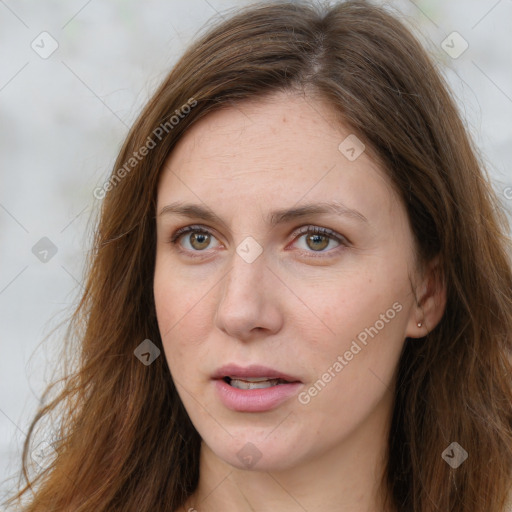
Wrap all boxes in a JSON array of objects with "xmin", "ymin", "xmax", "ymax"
[{"xmin": 212, "ymin": 364, "xmax": 302, "ymax": 383}]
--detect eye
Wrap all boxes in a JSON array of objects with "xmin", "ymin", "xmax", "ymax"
[
  {"xmin": 169, "ymin": 225, "xmax": 221, "ymax": 253},
  {"xmin": 168, "ymin": 224, "xmax": 348, "ymax": 258},
  {"xmin": 291, "ymin": 226, "xmax": 347, "ymax": 254}
]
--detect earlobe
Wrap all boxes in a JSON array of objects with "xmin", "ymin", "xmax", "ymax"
[{"xmin": 406, "ymin": 256, "xmax": 447, "ymax": 338}]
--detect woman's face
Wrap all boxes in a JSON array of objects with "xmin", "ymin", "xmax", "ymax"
[{"xmin": 154, "ymin": 91, "xmax": 423, "ymax": 472}]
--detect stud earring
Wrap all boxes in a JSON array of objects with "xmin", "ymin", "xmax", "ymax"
[{"xmin": 417, "ymin": 322, "xmax": 423, "ymax": 328}]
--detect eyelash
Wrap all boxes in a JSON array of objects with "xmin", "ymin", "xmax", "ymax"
[{"xmin": 167, "ymin": 224, "xmax": 349, "ymax": 259}]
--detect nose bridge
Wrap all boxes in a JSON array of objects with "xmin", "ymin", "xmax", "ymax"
[
  {"xmin": 221, "ymin": 246, "xmax": 267, "ymax": 306},
  {"xmin": 214, "ymin": 243, "xmax": 282, "ymax": 337}
]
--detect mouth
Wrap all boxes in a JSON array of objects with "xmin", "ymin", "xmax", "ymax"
[
  {"xmin": 223, "ymin": 376, "xmax": 296, "ymax": 390},
  {"xmin": 212, "ymin": 364, "xmax": 302, "ymax": 412}
]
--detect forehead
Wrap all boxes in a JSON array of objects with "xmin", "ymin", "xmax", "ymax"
[{"xmin": 156, "ymin": 92, "xmax": 398, "ymax": 221}]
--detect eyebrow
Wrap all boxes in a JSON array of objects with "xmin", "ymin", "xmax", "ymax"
[{"xmin": 157, "ymin": 201, "xmax": 368, "ymax": 226}]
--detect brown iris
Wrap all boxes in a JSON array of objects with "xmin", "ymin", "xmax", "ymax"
[
  {"xmin": 189, "ymin": 232, "xmax": 210, "ymax": 250},
  {"xmin": 306, "ymin": 234, "xmax": 329, "ymax": 251}
]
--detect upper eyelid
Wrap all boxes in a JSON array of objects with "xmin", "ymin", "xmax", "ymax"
[{"xmin": 170, "ymin": 224, "xmax": 218, "ymax": 242}]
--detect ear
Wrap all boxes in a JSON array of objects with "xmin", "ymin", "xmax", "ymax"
[{"xmin": 405, "ymin": 255, "xmax": 447, "ymax": 338}]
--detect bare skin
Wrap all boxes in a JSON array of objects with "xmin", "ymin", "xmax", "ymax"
[{"xmin": 153, "ymin": 91, "xmax": 446, "ymax": 512}]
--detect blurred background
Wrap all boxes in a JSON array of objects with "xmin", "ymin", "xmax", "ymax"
[{"xmin": 1, "ymin": 0, "xmax": 511, "ymax": 500}]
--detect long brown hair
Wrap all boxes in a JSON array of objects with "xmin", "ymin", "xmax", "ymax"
[{"xmin": 4, "ymin": 1, "xmax": 512, "ymax": 511}]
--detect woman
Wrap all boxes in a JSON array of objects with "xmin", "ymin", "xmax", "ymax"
[{"xmin": 5, "ymin": 1, "xmax": 512, "ymax": 511}]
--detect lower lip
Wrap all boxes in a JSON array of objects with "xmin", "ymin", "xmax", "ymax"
[{"xmin": 214, "ymin": 379, "xmax": 302, "ymax": 412}]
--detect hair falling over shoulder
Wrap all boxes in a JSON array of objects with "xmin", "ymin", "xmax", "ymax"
[{"xmin": 4, "ymin": 1, "xmax": 512, "ymax": 511}]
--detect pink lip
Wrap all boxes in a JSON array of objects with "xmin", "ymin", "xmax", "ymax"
[
  {"xmin": 212, "ymin": 364, "xmax": 302, "ymax": 413},
  {"xmin": 214, "ymin": 380, "xmax": 302, "ymax": 412}
]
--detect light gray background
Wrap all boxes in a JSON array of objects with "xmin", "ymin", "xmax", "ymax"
[{"xmin": 1, "ymin": 0, "xmax": 511, "ymax": 501}]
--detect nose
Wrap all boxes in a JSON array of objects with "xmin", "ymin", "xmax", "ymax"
[{"xmin": 214, "ymin": 247, "xmax": 283, "ymax": 341}]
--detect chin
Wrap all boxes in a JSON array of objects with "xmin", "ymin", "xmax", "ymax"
[{"xmin": 205, "ymin": 431, "xmax": 307, "ymax": 473}]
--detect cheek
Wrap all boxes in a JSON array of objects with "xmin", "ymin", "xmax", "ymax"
[
  {"xmin": 297, "ymin": 294, "xmax": 407, "ymax": 440},
  {"xmin": 296, "ymin": 267, "xmax": 404, "ymax": 340},
  {"xmin": 154, "ymin": 257, "xmax": 211, "ymax": 335},
  {"xmin": 153, "ymin": 263, "xmax": 211, "ymax": 374},
  {"xmin": 297, "ymin": 268, "xmax": 410, "ymax": 385}
]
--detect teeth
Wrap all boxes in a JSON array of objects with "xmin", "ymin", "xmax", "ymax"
[
  {"xmin": 229, "ymin": 378, "xmax": 282, "ymax": 390},
  {"xmin": 232, "ymin": 377, "xmax": 276, "ymax": 382}
]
